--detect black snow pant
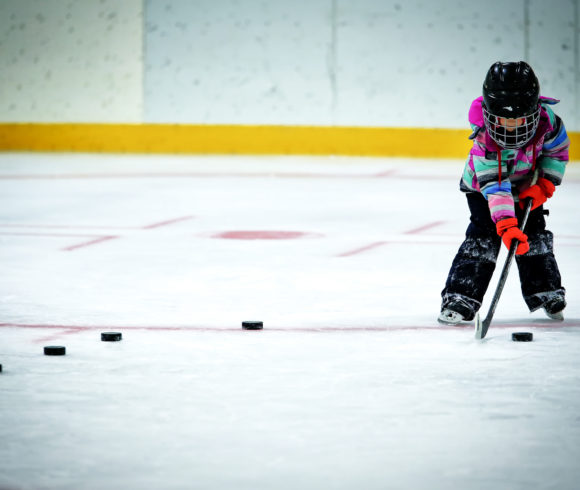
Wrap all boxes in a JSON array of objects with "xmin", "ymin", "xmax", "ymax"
[{"xmin": 440, "ymin": 192, "xmax": 565, "ymax": 320}]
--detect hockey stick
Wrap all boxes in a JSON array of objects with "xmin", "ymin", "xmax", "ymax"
[{"xmin": 474, "ymin": 170, "xmax": 539, "ymax": 340}]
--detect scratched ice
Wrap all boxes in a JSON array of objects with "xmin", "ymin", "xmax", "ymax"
[{"xmin": 1, "ymin": 153, "xmax": 579, "ymax": 490}]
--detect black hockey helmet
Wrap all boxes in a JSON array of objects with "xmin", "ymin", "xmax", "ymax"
[{"xmin": 482, "ymin": 61, "xmax": 541, "ymax": 149}]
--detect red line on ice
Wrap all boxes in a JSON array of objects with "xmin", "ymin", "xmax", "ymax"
[
  {"xmin": 336, "ymin": 238, "xmax": 457, "ymax": 257},
  {"xmin": 0, "ymin": 215, "xmax": 195, "ymax": 252},
  {"xmin": 404, "ymin": 220, "xmax": 447, "ymax": 235},
  {"xmin": 3, "ymin": 322, "xmax": 579, "ymax": 334},
  {"xmin": 337, "ymin": 221, "xmax": 447, "ymax": 257},
  {"xmin": 32, "ymin": 328, "xmax": 86, "ymax": 344},
  {"xmin": 0, "ymin": 232, "xmax": 107, "ymax": 238},
  {"xmin": 141, "ymin": 216, "xmax": 194, "ymax": 229},
  {"xmin": 61, "ymin": 235, "xmax": 119, "ymax": 252},
  {"xmin": 372, "ymin": 169, "xmax": 398, "ymax": 177},
  {"xmin": 0, "ymin": 216, "xmax": 194, "ymax": 231},
  {"xmin": 337, "ymin": 241, "xmax": 389, "ymax": 257},
  {"xmin": 0, "ymin": 224, "xmax": 141, "ymax": 230}
]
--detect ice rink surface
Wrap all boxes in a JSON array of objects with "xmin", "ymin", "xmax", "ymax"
[{"xmin": 1, "ymin": 153, "xmax": 579, "ymax": 490}]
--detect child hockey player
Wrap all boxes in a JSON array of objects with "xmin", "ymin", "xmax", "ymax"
[{"xmin": 439, "ymin": 61, "xmax": 569, "ymax": 325}]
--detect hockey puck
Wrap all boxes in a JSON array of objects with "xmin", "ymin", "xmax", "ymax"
[
  {"xmin": 0, "ymin": 364, "xmax": 2, "ymax": 373},
  {"xmin": 101, "ymin": 332, "xmax": 122, "ymax": 342},
  {"xmin": 44, "ymin": 346, "xmax": 66, "ymax": 356},
  {"xmin": 512, "ymin": 332, "xmax": 533, "ymax": 342},
  {"xmin": 242, "ymin": 321, "xmax": 263, "ymax": 330}
]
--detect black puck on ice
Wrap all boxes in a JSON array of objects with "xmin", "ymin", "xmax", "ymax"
[
  {"xmin": 242, "ymin": 321, "xmax": 263, "ymax": 330},
  {"xmin": 0, "ymin": 364, "xmax": 2, "ymax": 373},
  {"xmin": 101, "ymin": 332, "xmax": 122, "ymax": 342},
  {"xmin": 44, "ymin": 346, "xmax": 66, "ymax": 356},
  {"xmin": 512, "ymin": 332, "xmax": 533, "ymax": 342}
]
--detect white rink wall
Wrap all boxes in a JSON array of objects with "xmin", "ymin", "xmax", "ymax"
[
  {"xmin": 0, "ymin": 0, "xmax": 578, "ymax": 129},
  {"xmin": 0, "ymin": 0, "xmax": 143, "ymax": 123}
]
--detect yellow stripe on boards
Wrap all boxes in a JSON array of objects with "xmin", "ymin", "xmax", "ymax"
[{"xmin": 0, "ymin": 123, "xmax": 578, "ymax": 160}]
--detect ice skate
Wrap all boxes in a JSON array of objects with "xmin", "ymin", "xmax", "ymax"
[
  {"xmin": 437, "ymin": 309, "xmax": 465, "ymax": 325},
  {"xmin": 543, "ymin": 298, "xmax": 566, "ymax": 321}
]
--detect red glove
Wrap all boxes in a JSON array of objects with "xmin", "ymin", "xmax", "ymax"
[
  {"xmin": 496, "ymin": 218, "xmax": 529, "ymax": 255},
  {"xmin": 518, "ymin": 177, "xmax": 555, "ymax": 210}
]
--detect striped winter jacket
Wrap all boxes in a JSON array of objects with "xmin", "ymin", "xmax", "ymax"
[{"xmin": 460, "ymin": 95, "xmax": 569, "ymax": 223}]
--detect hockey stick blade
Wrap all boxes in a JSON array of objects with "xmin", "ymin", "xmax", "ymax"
[
  {"xmin": 474, "ymin": 312, "xmax": 484, "ymax": 339},
  {"xmin": 474, "ymin": 312, "xmax": 491, "ymax": 339}
]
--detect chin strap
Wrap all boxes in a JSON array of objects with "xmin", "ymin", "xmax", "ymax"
[{"xmin": 497, "ymin": 147, "xmax": 502, "ymax": 184}]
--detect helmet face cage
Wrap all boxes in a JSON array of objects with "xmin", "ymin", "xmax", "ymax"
[{"xmin": 482, "ymin": 105, "xmax": 540, "ymax": 149}]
